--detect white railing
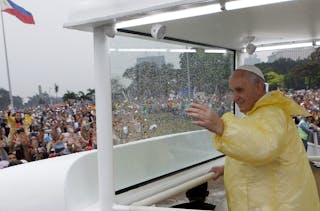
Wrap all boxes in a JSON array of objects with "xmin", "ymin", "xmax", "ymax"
[
  {"xmin": 308, "ymin": 131, "xmax": 320, "ymax": 162},
  {"xmin": 132, "ymin": 173, "xmax": 215, "ymax": 206}
]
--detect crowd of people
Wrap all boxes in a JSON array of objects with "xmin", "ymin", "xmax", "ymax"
[
  {"xmin": 0, "ymin": 102, "xmax": 97, "ymax": 168},
  {"xmin": 286, "ymin": 89, "xmax": 320, "ymax": 125},
  {"xmin": 112, "ymin": 93, "xmax": 232, "ymax": 143},
  {"xmin": 0, "ymin": 88, "xmax": 320, "ymax": 169},
  {"xmin": 285, "ymin": 89, "xmax": 320, "ymax": 149}
]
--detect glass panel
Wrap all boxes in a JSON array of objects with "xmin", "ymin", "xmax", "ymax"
[
  {"xmin": 109, "ymin": 36, "xmax": 234, "ymax": 145},
  {"xmin": 242, "ymin": 47, "xmax": 319, "ymax": 91}
]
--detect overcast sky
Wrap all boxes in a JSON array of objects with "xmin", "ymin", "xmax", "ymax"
[
  {"xmin": 0, "ymin": 0, "xmax": 95, "ymax": 99},
  {"xmin": 0, "ymin": 0, "xmax": 186, "ymax": 100}
]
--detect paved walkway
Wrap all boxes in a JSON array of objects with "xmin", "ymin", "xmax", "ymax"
[{"xmin": 311, "ymin": 163, "xmax": 320, "ymax": 199}]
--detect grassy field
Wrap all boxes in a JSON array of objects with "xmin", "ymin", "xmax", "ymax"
[{"xmin": 116, "ymin": 112, "xmax": 203, "ymax": 142}]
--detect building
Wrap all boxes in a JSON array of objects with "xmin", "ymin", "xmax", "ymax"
[{"xmin": 267, "ymin": 47, "xmax": 315, "ymax": 62}]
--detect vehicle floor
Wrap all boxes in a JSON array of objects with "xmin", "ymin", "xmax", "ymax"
[{"xmin": 311, "ymin": 162, "xmax": 320, "ymax": 199}]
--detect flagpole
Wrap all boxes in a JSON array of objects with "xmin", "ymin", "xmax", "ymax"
[{"xmin": 0, "ymin": 8, "xmax": 14, "ymax": 107}]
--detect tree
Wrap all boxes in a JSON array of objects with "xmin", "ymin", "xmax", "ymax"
[
  {"xmin": 13, "ymin": 96, "xmax": 23, "ymax": 109},
  {"xmin": 77, "ymin": 91, "xmax": 87, "ymax": 101},
  {"xmin": 265, "ymin": 71, "xmax": 284, "ymax": 90},
  {"xmin": 25, "ymin": 94, "xmax": 43, "ymax": 107},
  {"xmin": 123, "ymin": 62, "xmax": 168, "ymax": 99},
  {"xmin": 86, "ymin": 88, "xmax": 95, "ymax": 102},
  {"xmin": 282, "ymin": 48, "xmax": 320, "ymax": 89},
  {"xmin": 0, "ymin": 88, "xmax": 10, "ymax": 110},
  {"xmin": 0, "ymin": 88, "xmax": 23, "ymax": 110},
  {"xmin": 256, "ymin": 58, "xmax": 297, "ymax": 76},
  {"xmin": 179, "ymin": 49, "xmax": 232, "ymax": 96},
  {"xmin": 112, "ymin": 78, "xmax": 125, "ymax": 102},
  {"xmin": 255, "ymin": 57, "xmax": 312, "ymax": 90},
  {"xmin": 292, "ymin": 60, "xmax": 320, "ymax": 89},
  {"xmin": 62, "ymin": 91, "xmax": 78, "ymax": 102}
]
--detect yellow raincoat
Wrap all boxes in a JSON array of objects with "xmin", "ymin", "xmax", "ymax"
[
  {"xmin": 214, "ymin": 90, "xmax": 320, "ymax": 211},
  {"xmin": 6, "ymin": 112, "xmax": 32, "ymax": 143}
]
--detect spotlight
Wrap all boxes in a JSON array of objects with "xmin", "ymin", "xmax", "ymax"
[
  {"xmin": 219, "ymin": 0, "xmax": 226, "ymax": 11},
  {"xmin": 246, "ymin": 43, "xmax": 257, "ymax": 55},
  {"xmin": 312, "ymin": 40, "xmax": 318, "ymax": 48},
  {"xmin": 151, "ymin": 24, "xmax": 166, "ymax": 39},
  {"xmin": 245, "ymin": 35, "xmax": 256, "ymax": 55}
]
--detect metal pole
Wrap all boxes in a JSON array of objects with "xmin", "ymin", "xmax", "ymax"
[
  {"xmin": 186, "ymin": 53, "xmax": 191, "ymax": 99},
  {"xmin": 0, "ymin": 10, "xmax": 14, "ymax": 107},
  {"xmin": 93, "ymin": 26, "xmax": 114, "ymax": 211}
]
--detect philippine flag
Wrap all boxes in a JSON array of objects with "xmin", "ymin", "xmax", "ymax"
[{"xmin": 1, "ymin": 0, "xmax": 35, "ymax": 24}]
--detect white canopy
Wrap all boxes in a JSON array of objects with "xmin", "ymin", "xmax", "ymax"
[{"xmin": 65, "ymin": 0, "xmax": 320, "ymax": 50}]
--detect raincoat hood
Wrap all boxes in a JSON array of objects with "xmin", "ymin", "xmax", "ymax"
[{"xmin": 247, "ymin": 90, "xmax": 310, "ymax": 117}]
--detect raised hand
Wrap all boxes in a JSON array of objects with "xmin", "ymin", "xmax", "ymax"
[{"xmin": 185, "ymin": 103, "xmax": 224, "ymax": 135}]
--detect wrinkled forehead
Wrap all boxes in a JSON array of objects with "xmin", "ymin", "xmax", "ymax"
[
  {"xmin": 229, "ymin": 70, "xmax": 251, "ymax": 86},
  {"xmin": 232, "ymin": 69, "xmax": 254, "ymax": 78}
]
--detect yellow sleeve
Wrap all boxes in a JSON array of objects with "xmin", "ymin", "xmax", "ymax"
[
  {"xmin": 213, "ymin": 107, "xmax": 288, "ymax": 166},
  {"xmin": 6, "ymin": 112, "xmax": 15, "ymax": 128},
  {"xmin": 24, "ymin": 114, "xmax": 33, "ymax": 126}
]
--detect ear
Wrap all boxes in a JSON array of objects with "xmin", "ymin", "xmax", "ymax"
[{"xmin": 257, "ymin": 81, "xmax": 266, "ymax": 95}]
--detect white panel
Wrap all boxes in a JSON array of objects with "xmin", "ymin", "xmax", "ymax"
[
  {"xmin": 114, "ymin": 130, "xmax": 222, "ymax": 191},
  {"xmin": 0, "ymin": 151, "xmax": 91, "ymax": 211}
]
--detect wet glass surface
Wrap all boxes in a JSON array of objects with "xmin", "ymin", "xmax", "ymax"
[{"xmin": 109, "ymin": 36, "xmax": 234, "ymax": 145}]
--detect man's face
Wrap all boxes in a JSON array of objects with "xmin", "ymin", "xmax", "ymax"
[
  {"xmin": 8, "ymin": 154, "xmax": 17, "ymax": 162},
  {"xmin": 15, "ymin": 113, "xmax": 21, "ymax": 121},
  {"xmin": 229, "ymin": 70, "xmax": 264, "ymax": 113}
]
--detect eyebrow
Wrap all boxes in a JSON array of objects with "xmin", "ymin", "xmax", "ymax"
[
  {"xmin": 234, "ymin": 87, "xmax": 243, "ymax": 91},
  {"xmin": 230, "ymin": 86, "xmax": 243, "ymax": 92}
]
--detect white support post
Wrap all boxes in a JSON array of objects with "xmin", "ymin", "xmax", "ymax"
[
  {"xmin": 235, "ymin": 50, "xmax": 244, "ymax": 69},
  {"xmin": 94, "ymin": 26, "xmax": 114, "ymax": 211}
]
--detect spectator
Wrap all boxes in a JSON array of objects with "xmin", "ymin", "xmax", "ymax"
[
  {"xmin": 297, "ymin": 116, "xmax": 314, "ymax": 151},
  {"xmin": 171, "ymin": 182, "xmax": 215, "ymax": 210},
  {"xmin": 6, "ymin": 106, "xmax": 31, "ymax": 148},
  {"xmin": 0, "ymin": 127, "xmax": 8, "ymax": 161}
]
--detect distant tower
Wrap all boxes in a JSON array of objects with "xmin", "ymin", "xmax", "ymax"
[
  {"xmin": 38, "ymin": 85, "xmax": 42, "ymax": 96},
  {"xmin": 38, "ymin": 85, "xmax": 44, "ymax": 105}
]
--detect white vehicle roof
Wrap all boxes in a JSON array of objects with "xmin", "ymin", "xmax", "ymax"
[{"xmin": 64, "ymin": 0, "xmax": 320, "ymax": 50}]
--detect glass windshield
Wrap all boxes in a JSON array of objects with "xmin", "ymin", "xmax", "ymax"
[{"xmin": 109, "ymin": 36, "xmax": 234, "ymax": 145}]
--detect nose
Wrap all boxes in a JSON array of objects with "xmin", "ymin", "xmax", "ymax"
[{"xmin": 233, "ymin": 94, "xmax": 239, "ymax": 103}]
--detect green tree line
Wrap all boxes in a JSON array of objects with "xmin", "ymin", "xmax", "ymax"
[{"xmin": 256, "ymin": 47, "xmax": 320, "ymax": 90}]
